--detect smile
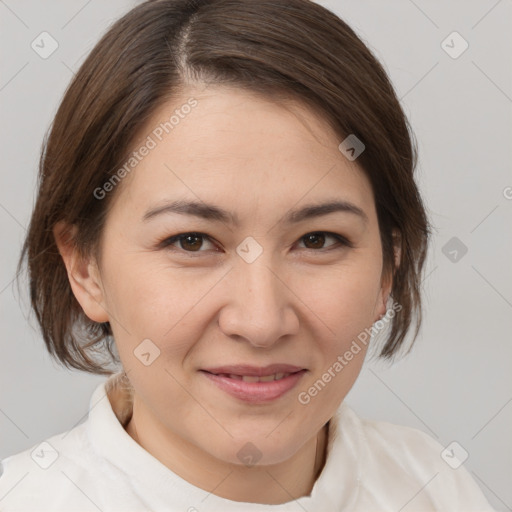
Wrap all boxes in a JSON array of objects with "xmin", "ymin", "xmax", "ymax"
[{"xmin": 200, "ymin": 368, "xmax": 307, "ymax": 403}]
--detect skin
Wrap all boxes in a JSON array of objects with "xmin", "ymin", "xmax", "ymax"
[{"xmin": 54, "ymin": 83, "xmax": 397, "ymax": 504}]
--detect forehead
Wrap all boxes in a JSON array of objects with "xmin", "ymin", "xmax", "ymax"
[{"xmin": 110, "ymin": 85, "xmax": 376, "ymax": 224}]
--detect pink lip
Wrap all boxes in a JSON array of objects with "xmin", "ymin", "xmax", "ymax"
[{"xmin": 200, "ymin": 368, "xmax": 307, "ymax": 403}]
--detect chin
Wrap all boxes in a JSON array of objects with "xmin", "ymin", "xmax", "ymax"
[{"xmin": 204, "ymin": 432, "xmax": 302, "ymax": 468}]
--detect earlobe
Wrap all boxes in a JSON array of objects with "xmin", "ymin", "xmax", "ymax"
[
  {"xmin": 374, "ymin": 277, "xmax": 392, "ymax": 322},
  {"xmin": 53, "ymin": 221, "xmax": 109, "ymax": 324},
  {"xmin": 374, "ymin": 229, "xmax": 401, "ymax": 322}
]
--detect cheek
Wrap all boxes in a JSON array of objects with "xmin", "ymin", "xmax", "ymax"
[
  {"xmin": 102, "ymin": 255, "xmax": 191, "ymax": 325},
  {"xmin": 293, "ymin": 257, "xmax": 383, "ymax": 339},
  {"xmin": 102, "ymin": 256, "xmax": 222, "ymax": 362}
]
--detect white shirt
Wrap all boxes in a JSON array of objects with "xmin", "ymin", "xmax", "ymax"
[{"xmin": 0, "ymin": 373, "xmax": 495, "ymax": 511}]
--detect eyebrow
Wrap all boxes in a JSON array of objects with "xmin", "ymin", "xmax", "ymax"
[{"xmin": 142, "ymin": 199, "xmax": 369, "ymax": 226}]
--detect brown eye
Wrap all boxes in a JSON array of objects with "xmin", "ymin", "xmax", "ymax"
[
  {"xmin": 299, "ymin": 232, "xmax": 350, "ymax": 250},
  {"xmin": 302, "ymin": 232, "xmax": 327, "ymax": 249},
  {"xmin": 161, "ymin": 232, "xmax": 216, "ymax": 253},
  {"xmin": 179, "ymin": 234, "xmax": 204, "ymax": 251}
]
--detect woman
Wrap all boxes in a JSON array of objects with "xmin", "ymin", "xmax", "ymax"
[{"xmin": 0, "ymin": 0, "xmax": 495, "ymax": 510}]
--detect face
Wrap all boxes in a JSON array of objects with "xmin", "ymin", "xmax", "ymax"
[{"xmin": 65, "ymin": 84, "xmax": 391, "ymax": 466}]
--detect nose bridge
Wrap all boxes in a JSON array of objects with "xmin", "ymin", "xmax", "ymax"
[
  {"xmin": 237, "ymin": 245, "xmax": 283, "ymax": 314},
  {"xmin": 220, "ymin": 242, "xmax": 297, "ymax": 346}
]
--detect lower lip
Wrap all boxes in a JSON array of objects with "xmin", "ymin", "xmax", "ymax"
[{"xmin": 200, "ymin": 370, "xmax": 307, "ymax": 403}]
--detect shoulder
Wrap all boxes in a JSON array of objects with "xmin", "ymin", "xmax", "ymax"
[
  {"xmin": 0, "ymin": 422, "xmax": 106, "ymax": 512},
  {"xmin": 337, "ymin": 403, "xmax": 496, "ymax": 511}
]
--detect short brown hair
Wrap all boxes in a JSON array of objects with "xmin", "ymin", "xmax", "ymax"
[{"xmin": 18, "ymin": 0, "xmax": 431, "ymax": 376}]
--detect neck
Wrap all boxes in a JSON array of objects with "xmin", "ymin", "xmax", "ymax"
[{"xmin": 124, "ymin": 399, "xmax": 329, "ymax": 504}]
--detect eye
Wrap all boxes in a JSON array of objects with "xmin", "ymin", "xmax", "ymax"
[
  {"xmin": 297, "ymin": 232, "xmax": 353, "ymax": 251},
  {"xmin": 160, "ymin": 232, "xmax": 217, "ymax": 253}
]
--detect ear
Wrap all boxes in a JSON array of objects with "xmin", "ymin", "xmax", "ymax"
[
  {"xmin": 53, "ymin": 221, "xmax": 109, "ymax": 324},
  {"xmin": 373, "ymin": 229, "xmax": 402, "ymax": 322}
]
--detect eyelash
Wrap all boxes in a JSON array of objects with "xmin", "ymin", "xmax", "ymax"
[{"xmin": 158, "ymin": 231, "xmax": 354, "ymax": 256}]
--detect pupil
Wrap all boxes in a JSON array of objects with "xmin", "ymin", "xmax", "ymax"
[
  {"xmin": 183, "ymin": 234, "xmax": 202, "ymax": 251},
  {"xmin": 305, "ymin": 233, "xmax": 325, "ymax": 249}
]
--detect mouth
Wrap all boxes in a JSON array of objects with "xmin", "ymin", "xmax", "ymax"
[
  {"xmin": 208, "ymin": 372, "xmax": 295, "ymax": 382},
  {"xmin": 199, "ymin": 364, "xmax": 307, "ymax": 403}
]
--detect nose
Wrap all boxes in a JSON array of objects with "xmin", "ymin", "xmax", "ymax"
[{"xmin": 218, "ymin": 255, "xmax": 299, "ymax": 349}]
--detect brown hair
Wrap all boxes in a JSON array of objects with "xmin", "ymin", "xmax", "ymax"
[{"xmin": 18, "ymin": 0, "xmax": 431, "ymax": 376}]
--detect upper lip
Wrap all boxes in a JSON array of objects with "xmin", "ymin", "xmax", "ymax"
[{"xmin": 202, "ymin": 364, "xmax": 305, "ymax": 377}]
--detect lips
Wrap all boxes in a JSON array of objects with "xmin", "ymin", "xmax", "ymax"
[{"xmin": 200, "ymin": 364, "xmax": 307, "ymax": 403}]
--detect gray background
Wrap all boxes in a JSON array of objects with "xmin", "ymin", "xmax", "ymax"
[{"xmin": 1, "ymin": 0, "xmax": 511, "ymax": 510}]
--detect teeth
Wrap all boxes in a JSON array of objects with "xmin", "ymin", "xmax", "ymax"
[
  {"xmin": 235, "ymin": 373, "xmax": 291, "ymax": 383},
  {"xmin": 241, "ymin": 375, "xmax": 260, "ymax": 383},
  {"xmin": 213, "ymin": 372, "xmax": 294, "ymax": 382}
]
